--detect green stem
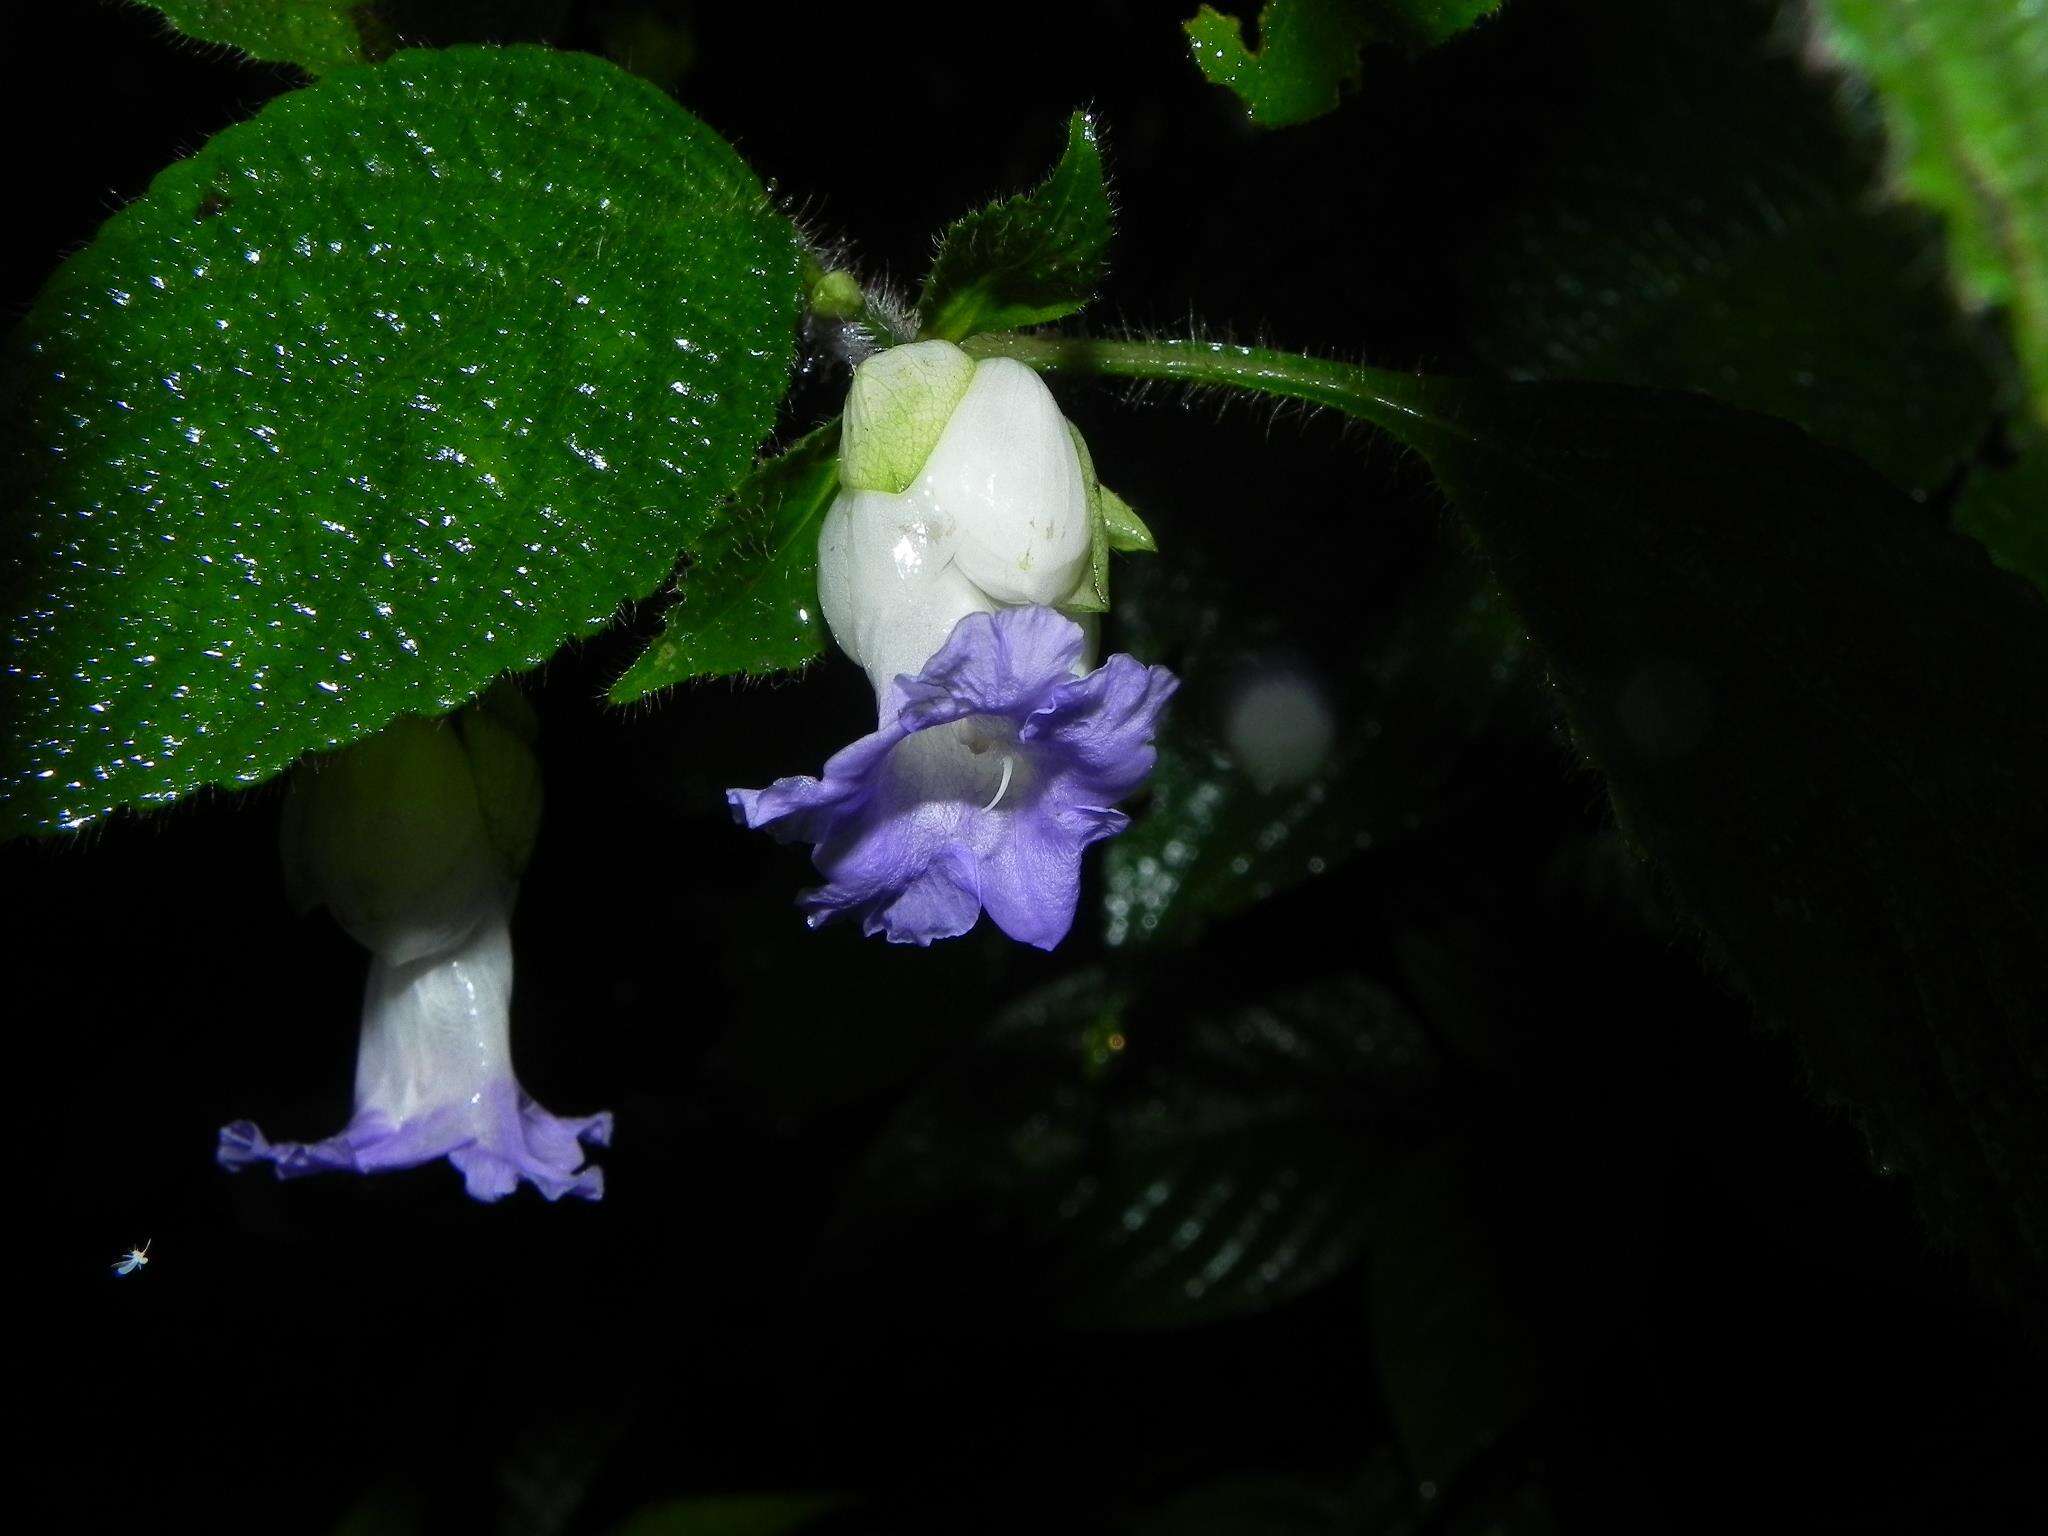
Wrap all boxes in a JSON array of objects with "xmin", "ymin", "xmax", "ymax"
[{"xmin": 957, "ymin": 333, "xmax": 1438, "ymax": 438}]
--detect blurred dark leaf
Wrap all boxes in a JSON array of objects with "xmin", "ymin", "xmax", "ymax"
[
  {"xmin": 497, "ymin": 1409, "xmax": 628, "ymax": 1536},
  {"xmin": 1463, "ymin": 0, "xmax": 1999, "ymax": 499},
  {"xmin": 610, "ymin": 1495, "xmax": 844, "ymax": 1536},
  {"xmin": 1810, "ymin": 0, "xmax": 2048, "ymax": 454},
  {"xmin": 1130, "ymin": 1474, "xmax": 1352, "ymax": 1535},
  {"xmin": 1368, "ymin": 1138, "xmax": 1541, "ymax": 1498},
  {"xmin": 1104, "ymin": 532, "xmax": 1541, "ymax": 949},
  {"xmin": 1358, "ymin": 374, "xmax": 2048, "ymax": 1308},
  {"xmin": 825, "ymin": 969, "xmax": 1440, "ymax": 1330},
  {"xmin": 1954, "ymin": 445, "xmax": 2048, "ymax": 599},
  {"xmin": 329, "ymin": 1476, "xmax": 424, "ymax": 1536}
]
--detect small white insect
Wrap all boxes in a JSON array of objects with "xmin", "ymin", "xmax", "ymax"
[{"xmin": 111, "ymin": 1240, "xmax": 152, "ymax": 1277}]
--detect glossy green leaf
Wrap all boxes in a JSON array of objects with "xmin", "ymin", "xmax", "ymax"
[
  {"xmin": 137, "ymin": 0, "xmax": 370, "ymax": 73},
  {"xmin": 610, "ymin": 424, "xmax": 838, "ymax": 698},
  {"xmin": 1463, "ymin": 0, "xmax": 1998, "ymax": 500},
  {"xmin": 1814, "ymin": 0, "xmax": 2048, "ymax": 432},
  {"xmin": 2, "ymin": 46, "xmax": 798, "ymax": 836},
  {"xmin": 1184, "ymin": 0, "xmax": 1502, "ymax": 128},
  {"xmin": 917, "ymin": 112, "xmax": 1112, "ymax": 342},
  {"xmin": 825, "ymin": 969, "xmax": 1439, "ymax": 1331}
]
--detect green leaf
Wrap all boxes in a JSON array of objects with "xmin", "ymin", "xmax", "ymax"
[
  {"xmin": 610, "ymin": 424, "xmax": 839, "ymax": 698},
  {"xmin": 1369, "ymin": 1139, "xmax": 1541, "ymax": 1495},
  {"xmin": 825, "ymin": 970, "xmax": 1440, "ymax": 1331},
  {"xmin": 1814, "ymin": 0, "xmax": 2048, "ymax": 432},
  {"xmin": 2, "ymin": 46, "xmax": 798, "ymax": 836},
  {"xmin": 136, "ymin": 0, "xmax": 371, "ymax": 73},
  {"xmin": 1462, "ymin": 0, "xmax": 1999, "ymax": 500},
  {"xmin": 917, "ymin": 112, "xmax": 1113, "ymax": 342},
  {"xmin": 1184, "ymin": 0, "xmax": 1502, "ymax": 128}
]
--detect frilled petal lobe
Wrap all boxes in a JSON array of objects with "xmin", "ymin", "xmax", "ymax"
[
  {"xmin": 731, "ymin": 606, "xmax": 1177, "ymax": 950},
  {"xmin": 897, "ymin": 604, "xmax": 1086, "ymax": 726},
  {"xmin": 218, "ymin": 902, "xmax": 610, "ymax": 1202}
]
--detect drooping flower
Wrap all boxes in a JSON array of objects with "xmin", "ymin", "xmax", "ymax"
[
  {"xmin": 219, "ymin": 698, "xmax": 609, "ymax": 1201},
  {"xmin": 217, "ymin": 897, "xmax": 612, "ymax": 1201},
  {"xmin": 734, "ymin": 604, "xmax": 1176, "ymax": 948},
  {"xmin": 732, "ymin": 339, "xmax": 1174, "ymax": 949}
]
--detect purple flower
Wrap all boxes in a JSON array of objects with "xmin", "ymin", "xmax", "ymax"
[
  {"xmin": 732, "ymin": 605, "xmax": 1177, "ymax": 949},
  {"xmin": 219, "ymin": 894, "xmax": 610, "ymax": 1201}
]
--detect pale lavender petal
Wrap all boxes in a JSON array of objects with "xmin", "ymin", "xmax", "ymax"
[
  {"xmin": 218, "ymin": 903, "xmax": 607, "ymax": 1202},
  {"xmin": 730, "ymin": 606, "xmax": 1178, "ymax": 950},
  {"xmin": 1025, "ymin": 654, "xmax": 1181, "ymax": 796},
  {"xmin": 896, "ymin": 605, "xmax": 1085, "ymax": 730},
  {"xmin": 803, "ymin": 842, "xmax": 983, "ymax": 945},
  {"xmin": 728, "ymin": 718, "xmax": 908, "ymax": 843},
  {"xmin": 218, "ymin": 1085, "xmax": 609, "ymax": 1202},
  {"xmin": 975, "ymin": 806, "xmax": 1118, "ymax": 950}
]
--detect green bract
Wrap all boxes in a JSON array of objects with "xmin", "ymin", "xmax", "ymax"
[
  {"xmin": 609, "ymin": 424, "xmax": 841, "ymax": 696},
  {"xmin": 139, "ymin": 0, "xmax": 371, "ymax": 74},
  {"xmin": 1, "ymin": 46, "xmax": 798, "ymax": 836},
  {"xmin": 917, "ymin": 113, "xmax": 1113, "ymax": 342}
]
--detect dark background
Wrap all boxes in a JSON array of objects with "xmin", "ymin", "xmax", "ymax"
[{"xmin": 9, "ymin": 1, "xmax": 2044, "ymax": 1530}]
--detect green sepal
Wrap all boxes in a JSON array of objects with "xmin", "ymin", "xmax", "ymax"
[
  {"xmin": 840, "ymin": 341, "xmax": 977, "ymax": 494},
  {"xmin": 1101, "ymin": 486, "xmax": 1158, "ymax": 553},
  {"xmin": 1060, "ymin": 423, "xmax": 1112, "ymax": 615}
]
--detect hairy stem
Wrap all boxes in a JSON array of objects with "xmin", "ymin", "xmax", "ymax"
[{"xmin": 958, "ymin": 333, "xmax": 1441, "ymax": 439}]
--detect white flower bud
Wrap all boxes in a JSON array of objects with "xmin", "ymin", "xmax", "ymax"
[
  {"xmin": 912, "ymin": 356, "xmax": 1091, "ymax": 607},
  {"xmin": 823, "ymin": 343, "xmax": 1097, "ymax": 704}
]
